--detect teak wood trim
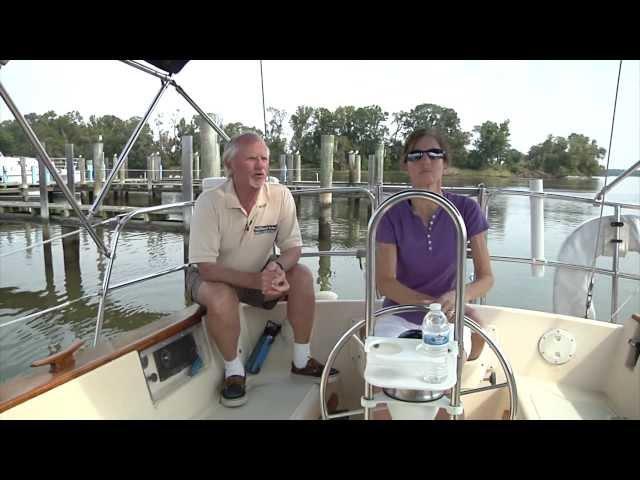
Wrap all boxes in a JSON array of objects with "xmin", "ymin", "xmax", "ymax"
[{"xmin": 0, "ymin": 305, "xmax": 204, "ymax": 414}]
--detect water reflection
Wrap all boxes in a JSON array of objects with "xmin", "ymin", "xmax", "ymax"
[
  {"xmin": 486, "ymin": 197, "xmax": 507, "ymax": 242},
  {"xmin": 96, "ymin": 226, "xmax": 106, "ymax": 285},
  {"xmin": 318, "ymin": 203, "xmax": 332, "ymax": 292},
  {"xmin": 62, "ymin": 225, "xmax": 82, "ymax": 301},
  {"xmin": 42, "ymin": 222, "xmax": 54, "ymax": 292},
  {"xmin": 23, "ymin": 223, "xmax": 33, "ymax": 260},
  {"xmin": 0, "ymin": 219, "xmax": 187, "ymax": 382},
  {"xmin": 346, "ymin": 198, "xmax": 362, "ymax": 248}
]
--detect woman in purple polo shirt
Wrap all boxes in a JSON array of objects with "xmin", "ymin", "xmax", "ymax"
[{"xmin": 375, "ymin": 128, "xmax": 494, "ymax": 361}]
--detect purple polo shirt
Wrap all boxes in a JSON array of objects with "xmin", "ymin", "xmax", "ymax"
[{"xmin": 376, "ymin": 191, "xmax": 489, "ymax": 325}]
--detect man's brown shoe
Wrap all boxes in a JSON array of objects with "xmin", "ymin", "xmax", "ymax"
[
  {"xmin": 221, "ymin": 375, "xmax": 247, "ymax": 407},
  {"xmin": 291, "ymin": 357, "xmax": 339, "ymax": 383}
]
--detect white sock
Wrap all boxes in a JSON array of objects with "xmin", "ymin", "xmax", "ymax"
[
  {"xmin": 224, "ymin": 356, "xmax": 245, "ymax": 378},
  {"xmin": 293, "ymin": 343, "xmax": 311, "ymax": 369}
]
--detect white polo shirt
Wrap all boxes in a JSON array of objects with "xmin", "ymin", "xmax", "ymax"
[{"xmin": 189, "ymin": 178, "xmax": 302, "ymax": 272}]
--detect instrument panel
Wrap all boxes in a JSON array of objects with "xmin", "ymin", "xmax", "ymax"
[{"xmin": 139, "ymin": 324, "xmax": 210, "ymax": 403}]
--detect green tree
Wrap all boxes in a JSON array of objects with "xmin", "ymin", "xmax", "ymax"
[
  {"xmin": 528, "ymin": 135, "xmax": 570, "ymax": 175},
  {"xmin": 567, "ymin": 133, "xmax": 605, "ymax": 176},
  {"xmin": 0, "ymin": 120, "xmax": 21, "ymax": 155},
  {"xmin": 1, "ymin": 111, "xmax": 91, "ymax": 158},
  {"xmin": 289, "ymin": 106, "xmax": 314, "ymax": 154},
  {"xmin": 352, "ymin": 105, "xmax": 389, "ymax": 158},
  {"xmin": 220, "ymin": 120, "xmax": 264, "ymax": 164},
  {"xmin": 332, "ymin": 106, "xmax": 356, "ymax": 169},
  {"xmin": 289, "ymin": 106, "xmax": 315, "ymax": 172},
  {"xmin": 504, "ymin": 148, "xmax": 527, "ymax": 173},
  {"xmin": 89, "ymin": 114, "xmax": 136, "ymax": 166},
  {"xmin": 88, "ymin": 114, "xmax": 156, "ymax": 173},
  {"xmin": 27, "ymin": 111, "xmax": 65, "ymax": 157},
  {"xmin": 175, "ymin": 115, "xmax": 199, "ymax": 152},
  {"xmin": 471, "ymin": 120, "xmax": 511, "ymax": 169},
  {"xmin": 288, "ymin": 104, "xmax": 388, "ymax": 171},
  {"xmin": 222, "ymin": 121, "xmax": 262, "ymax": 139},
  {"xmin": 265, "ymin": 107, "xmax": 287, "ymax": 161},
  {"xmin": 391, "ymin": 103, "xmax": 471, "ymax": 168},
  {"xmin": 0, "ymin": 111, "xmax": 159, "ymax": 175},
  {"xmin": 527, "ymin": 134, "xmax": 604, "ymax": 177},
  {"xmin": 151, "ymin": 110, "xmax": 184, "ymax": 169},
  {"xmin": 125, "ymin": 118, "xmax": 156, "ymax": 174},
  {"xmin": 304, "ymin": 107, "xmax": 338, "ymax": 168}
]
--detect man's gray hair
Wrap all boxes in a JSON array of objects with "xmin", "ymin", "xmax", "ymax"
[{"xmin": 222, "ymin": 131, "xmax": 268, "ymax": 175}]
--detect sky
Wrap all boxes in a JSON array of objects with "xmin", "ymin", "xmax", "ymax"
[{"xmin": 0, "ymin": 60, "xmax": 638, "ymax": 170}]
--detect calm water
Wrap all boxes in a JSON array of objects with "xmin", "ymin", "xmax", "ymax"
[{"xmin": 1, "ymin": 175, "xmax": 639, "ymax": 382}]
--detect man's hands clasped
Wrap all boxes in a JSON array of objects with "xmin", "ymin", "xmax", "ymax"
[{"xmin": 261, "ymin": 261, "xmax": 289, "ymax": 299}]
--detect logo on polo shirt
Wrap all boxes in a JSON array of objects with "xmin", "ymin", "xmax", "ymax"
[{"xmin": 254, "ymin": 224, "xmax": 277, "ymax": 235}]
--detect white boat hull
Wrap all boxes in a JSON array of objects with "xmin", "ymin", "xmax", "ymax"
[{"xmin": 1, "ymin": 301, "xmax": 638, "ymax": 420}]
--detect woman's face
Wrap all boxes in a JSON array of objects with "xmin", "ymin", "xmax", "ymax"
[{"xmin": 404, "ymin": 135, "xmax": 447, "ymax": 189}]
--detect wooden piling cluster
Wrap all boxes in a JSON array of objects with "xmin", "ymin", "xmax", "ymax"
[{"xmin": 2, "ymin": 132, "xmax": 387, "ymax": 227}]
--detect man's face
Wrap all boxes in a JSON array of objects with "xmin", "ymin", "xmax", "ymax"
[{"xmin": 230, "ymin": 139, "xmax": 270, "ymax": 191}]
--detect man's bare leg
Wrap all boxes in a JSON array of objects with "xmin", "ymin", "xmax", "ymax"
[
  {"xmin": 197, "ymin": 281, "xmax": 241, "ymax": 361},
  {"xmin": 284, "ymin": 263, "xmax": 315, "ymax": 343}
]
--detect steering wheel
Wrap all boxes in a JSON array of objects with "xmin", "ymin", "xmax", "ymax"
[{"xmin": 319, "ymin": 306, "xmax": 518, "ymax": 420}]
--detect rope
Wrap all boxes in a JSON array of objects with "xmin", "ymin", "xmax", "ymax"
[
  {"xmin": 259, "ymin": 60, "xmax": 277, "ymax": 256},
  {"xmin": 584, "ymin": 60, "xmax": 623, "ymax": 318},
  {"xmin": 607, "ymin": 285, "xmax": 640, "ymax": 324},
  {"xmin": 259, "ymin": 60, "xmax": 268, "ymax": 137}
]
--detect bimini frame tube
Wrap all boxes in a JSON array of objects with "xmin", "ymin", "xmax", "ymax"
[
  {"xmin": 118, "ymin": 61, "xmax": 230, "ymax": 143},
  {"xmin": 595, "ymin": 158, "xmax": 640, "ymax": 202},
  {"xmin": 0, "ymin": 80, "xmax": 109, "ymax": 256},
  {"xmin": 88, "ymin": 78, "xmax": 172, "ymax": 220},
  {"xmin": 172, "ymin": 83, "xmax": 231, "ymax": 143},
  {"xmin": 92, "ymin": 201, "xmax": 194, "ymax": 346}
]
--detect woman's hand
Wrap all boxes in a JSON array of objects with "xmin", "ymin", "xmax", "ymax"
[{"xmin": 436, "ymin": 290, "xmax": 458, "ymax": 321}]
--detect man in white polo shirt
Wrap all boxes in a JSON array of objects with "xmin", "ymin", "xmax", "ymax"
[{"xmin": 186, "ymin": 132, "xmax": 338, "ymax": 407}]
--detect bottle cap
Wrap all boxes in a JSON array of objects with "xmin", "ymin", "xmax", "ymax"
[{"xmin": 430, "ymin": 303, "xmax": 441, "ymax": 311}]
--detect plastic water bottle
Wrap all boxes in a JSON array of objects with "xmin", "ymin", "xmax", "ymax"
[{"xmin": 421, "ymin": 303, "xmax": 450, "ymax": 384}]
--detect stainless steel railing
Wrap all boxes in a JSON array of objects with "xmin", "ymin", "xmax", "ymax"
[
  {"xmin": 92, "ymin": 187, "xmax": 375, "ymax": 345},
  {"xmin": 1, "ymin": 184, "xmax": 638, "ymax": 335},
  {"xmin": 91, "ymin": 200, "xmax": 195, "ymax": 346}
]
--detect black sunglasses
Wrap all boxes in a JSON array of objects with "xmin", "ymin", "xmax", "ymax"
[{"xmin": 406, "ymin": 148, "xmax": 446, "ymax": 162}]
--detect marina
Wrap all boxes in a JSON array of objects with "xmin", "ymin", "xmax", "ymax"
[{"xmin": 0, "ymin": 60, "xmax": 638, "ymax": 420}]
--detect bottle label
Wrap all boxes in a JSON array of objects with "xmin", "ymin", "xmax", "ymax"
[{"xmin": 423, "ymin": 333, "xmax": 448, "ymax": 346}]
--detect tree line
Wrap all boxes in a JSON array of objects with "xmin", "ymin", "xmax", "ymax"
[{"xmin": 0, "ymin": 103, "xmax": 606, "ymax": 177}]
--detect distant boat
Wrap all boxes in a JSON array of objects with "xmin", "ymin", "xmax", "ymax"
[{"xmin": 0, "ymin": 153, "xmax": 81, "ymax": 186}]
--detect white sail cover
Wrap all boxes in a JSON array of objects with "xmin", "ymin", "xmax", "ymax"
[{"xmin": 553, "ymin": 214, "xmax": 640, "ymax": 319}]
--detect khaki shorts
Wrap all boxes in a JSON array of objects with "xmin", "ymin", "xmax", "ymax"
[{"xmin": 185, "ymin": 263, "xmax": 284, "ymax": 311}]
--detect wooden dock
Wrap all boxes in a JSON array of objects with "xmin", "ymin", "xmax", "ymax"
[
  {"xmin": 0, "ymin": 199, "xmax": 174, "ymax": 222},
  {"xmin": 1, "ymin": 133, "xmax": 381, "ymax": 225}
]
